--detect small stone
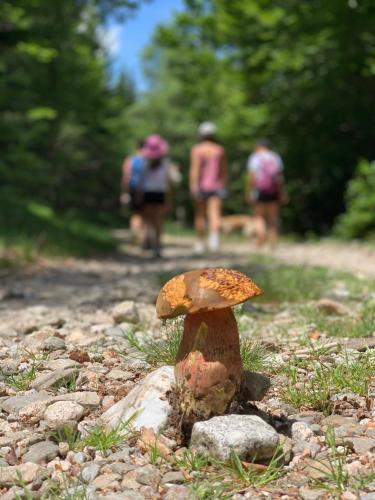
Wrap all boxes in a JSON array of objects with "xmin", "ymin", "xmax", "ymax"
[
  {"xmin": 107, "ymin": 369, "xmax": 133, "ymax": 381},
  {"xmin": 293, "ymin": 440, "xmax": 321, "ymax": 458},
  {"xmin": 51, "ymin": 392, "xmax": 101, "ymax": 408},
  {"xmin": 101, "ymin": 366, "xmax": 174, "ymax": 432},
  {"xmin": 82, "ymin": 462, "xmax": 100, "ymax": 482},
  {"xmin": 23, "ymin": 440, "xmax": 59, "ymax": 463},
  {"xmin": 292, "ymin": 422, "xmax": 314, "ymax": 443},
  {"xmin": 161, "ymin": 470, "xmax": 185, "ymax": 485},
  {"xmin": 19, "ymin": 400, "xmax": 49, "ymax": 424},
  {"xmin": 299, "ymin": 487, "xmax": 326, "ymax": 500},
  {"xmin": 92, "ymin": 473, "xmax": 121, "ymax": 490},
  {"xmin": 43, "ymin": 359, "xmax": 79, "ymax": 371},
  {"xmin": 164, "ymin": 485, "xmax": 190, "ymax": 500},
  {"xmin": 42, "ymin": 336, "xmax": 66, "ymax": 351},
  {"xmin": 112, "ymin": 301, "xmax": 139, "ymax": 324},
  {"xmin": 1, "ymin": 392, "xmax": 50, "ymax": 415},
  {"xmin": 241, "ymin": 371, "xmax": 271, "ymax": 401},
  {"xmin": 105, "ymin": 326, "xmax": 125, "ymax": 338},
  {"xmin": 317, "ymin": 298, "xmax": 348, "ymax": 316},
  {"xmin": 349, "ymin": 437, "xmax": 375, "ymax": 455},
  {"xmin": 191, "ymin": 414, "xmax": 279, "ymax": 461},
  {"xmin": 341, "ymin": 492, "xmax": 358, "ymax": 500},
  {"xmin": 0, "ymin": 463, "xmax": 41, "ymax": 486},
  {"xmin": 69, "ymin": 350, "xmax": 91, "ymax": 363},
  {"xmin": 135, "ymin": 464, "xmax": 162, "ymax": 486},
  {"xmin": 30, "ymin": 368, "xmax": 79, "ymax": 391},
  {"xmin": 44, "ymin": 401, "xmax": 84, "ymax": 429},
  {"xmin": 58, "ymin": 442, "xmax": 69, "ymax": 457}
]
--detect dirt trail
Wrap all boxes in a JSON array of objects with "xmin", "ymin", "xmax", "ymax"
[{"xmin": 0, "ymin": 233, "xmax": 374, "ymax": 314}]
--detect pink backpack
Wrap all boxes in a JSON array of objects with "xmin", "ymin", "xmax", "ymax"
[{"xmin": 255, "ymin": 155, "xmax": 280, "ymax": 195}]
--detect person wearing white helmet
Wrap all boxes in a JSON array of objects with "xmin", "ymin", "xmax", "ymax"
[{"xmin": 189, "ymin": 122, "xmax": 227, "ymax": 253}]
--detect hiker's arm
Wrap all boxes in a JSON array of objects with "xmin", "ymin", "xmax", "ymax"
[
  {"xmin": 120, "ymin": 157, "xmax": 131, "ymax": 205},
  {"xmin": 121, "ymin": 157, "xmax": 131, "ymax": 193},
  {"xmin": 189, "ymin": 148, "xmax": 200, "ymax": 198}
]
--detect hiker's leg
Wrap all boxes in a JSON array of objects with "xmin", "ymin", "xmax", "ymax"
[
  {"xmin": 194, "ymin": 199, "xmax": 206, "ymax": 253},
  {"xmin": 207, "ymin": 196, "xmax": 222, "ymax": 251},
  {"xmin": 267, "ymin": 202, "xmax": 280, "ymax": 247},
  {"xmin": 253, "ymin": 203, "xmax": 267, "ymax": 247}
]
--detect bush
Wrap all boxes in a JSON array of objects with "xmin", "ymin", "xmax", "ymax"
[{"xmin": 335, "ymin": 159, "xmax": 375, "ymax": 239}]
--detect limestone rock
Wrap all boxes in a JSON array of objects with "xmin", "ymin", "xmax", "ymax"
[
  {"xmin": 191, "ymin": 414, "xmax": 279, "ymax": 461},
  {"xmin": 30, "ymin": 368, "xmax": 78, "ymax": 391},
  {"xmin": 0, "ymin": 463, "xmax": 41, "ymax": 486},
  {"xmin": 44, "ymin": 401, "xmax": 84, "ymax": 429},
  {"xmin": 241, "ymin": 371, "xmax": 271, "ymax": 401},
  {"xmin": 101, "ymin": 366, "xmax": 174, "ymax": 432},
  {"xmin": 23, "ymin": 440, "xmax": 59, "ymax": 463},
  {"xmin": 1, "ymin": 391, "xmax": 51, "ymax": 415},
  {"xmin": 51, "ymin": 391, "xmax": 101, "ymax": 409},
  {"xmin": 112, "ymin": 301, "xmax": 140, "ymax": 324}
]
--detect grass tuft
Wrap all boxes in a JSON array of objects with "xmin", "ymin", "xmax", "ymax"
[
  {"xmin": 123, "ymin": 318, "xmax": 183, "ymax": 367},
  {"xmin": 280, "ymin": 351, "xmax": 375, "ymax": 414}
]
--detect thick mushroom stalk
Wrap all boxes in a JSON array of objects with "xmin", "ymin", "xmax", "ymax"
[
  {"xmin": 156, "ymin": 268, "xmax": 262, "ymax": 421},
  {"xmin": 176, "ymin": 307, "xmax": 241, "ymax": 418}
]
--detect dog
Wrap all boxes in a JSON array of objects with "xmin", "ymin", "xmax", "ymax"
[{"xmin": 221, "ymin": 215, "xmax": 255, "ymax": 237}]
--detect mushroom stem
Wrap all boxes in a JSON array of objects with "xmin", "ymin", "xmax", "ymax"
[{"xmin": 175, "ymin": 307, "xmax": 242, "ymax": 419}]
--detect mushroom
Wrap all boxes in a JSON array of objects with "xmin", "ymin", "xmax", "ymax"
[{"xmin": 156, "ymin": 267, "xmax": 262, "ymax": 421}]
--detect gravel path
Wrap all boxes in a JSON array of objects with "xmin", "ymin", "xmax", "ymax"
[
  {"xmin": 1, "ymin": 234, "xmax": 374, "ymax": 314},
  {"xmin": 0, "ymin": 233, "xmax": 375, "ymax": 498}
]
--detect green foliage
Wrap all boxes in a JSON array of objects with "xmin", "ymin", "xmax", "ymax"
[
  {"xmin": 123, "ymin": 318, "xmax": 183, "ymax": 367},
  {"xmin": 130, "ymin": 0, "xmax": 375, "ymax": 234},
  {"xmin": 280, "ymin": 352, "xmax": 375, "ymax": 414},
  {"xmin": 0, "ymin": 190, "xmax": 116, "ymax": 257},
  {"xmin": 81, "ymin": 413, "xmax": 137, "ymax": 455},
  {"xmin": 0, "ymin": 0, "xmax": 141, "ymax": 256},
  {"xmin": 335, "ymin": 159, "xmax": 375, "ymax": 239},
  {"xmin": 240, "ymin": 340, "xmax": 271, "ymax": 372},
  {"xmin": 301, "ymin": 302, "xmax": 375, "ymax": 338},
  {"xmin": 50, "ymin": 425, "xmax": 81, "ymax": 451}
]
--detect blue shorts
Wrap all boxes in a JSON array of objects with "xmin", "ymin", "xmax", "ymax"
[{"xmin": 198, "ymin": 189, "xmax": 226, "ymax": 200}]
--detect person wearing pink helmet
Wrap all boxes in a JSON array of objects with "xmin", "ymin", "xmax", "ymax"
[{"xmin": 141, "ymin": 134, "xmax": 175, "ymax": 258}]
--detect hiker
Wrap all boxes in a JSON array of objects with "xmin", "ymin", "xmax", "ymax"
[
  {"xmin": 120, "ymin": 139, "xmax": 146, "ymax": 243},
  {"xmin": 190, "ymin": 122, "xmax": 227, "ymax": 254},
  {"xmin": 141, "ymin": 134, "xmax": 175, "ymax": 258},
  {"xmin": 247, "ymin": 138, "xmax": 287, "ymax": 247}
]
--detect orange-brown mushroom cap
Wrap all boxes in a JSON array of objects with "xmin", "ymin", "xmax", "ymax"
[{"xmin": 156, "ymin": 268, "xmax": 262, "ymax": 319}]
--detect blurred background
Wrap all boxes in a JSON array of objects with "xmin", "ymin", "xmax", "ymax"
[{"xmin": 1, "ymin": 0, "xmax": 374, "ymax": 259}]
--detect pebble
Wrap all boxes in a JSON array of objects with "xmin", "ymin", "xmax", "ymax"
[
  {"xmin": 191, "ymin": 414, "xmax": 279, "ymax": 461},
  {"xmin": 241, "ymin": 370, "xmax": 271, "ymax": 401},
  {"xmin": 0, "ymin": 463, "xmax": 41, "ymax": 486},
  {"xmin": 112, "ymin": 301, "xmax": 140, "ymax": 324},
  {"xmin": 23, "ymin": 440, "xmax": 59, "ymax": 463},
  {"xmin": 82, "ymin": 462, "xmax": 101, "ymax": 482},
  {"xmin": 44, "ymin": 401, "xmax": 84, "ymax": 429}
]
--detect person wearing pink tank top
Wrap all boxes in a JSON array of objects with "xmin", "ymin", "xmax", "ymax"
[{"xmin": 190, "ymin": 122, "xmax": 227, "ymax": 253}]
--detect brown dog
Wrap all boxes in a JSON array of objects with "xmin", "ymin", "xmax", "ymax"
[{"xmin": 221, "ymin": 215, "xmax": 255, "ymax": 237}]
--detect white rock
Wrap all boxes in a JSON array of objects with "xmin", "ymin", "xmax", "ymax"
[
  {"xmin": 190, "ymin": 414, "xmax": 279, "ymax": 461},
  {"xmin": 19, "ymin": 400, "xmax": 49, "ymax": 424},
  {"xmin": 292, "ymin": 422, "xmax": 314, "ymax": 443},
  {"xmin": 112, "ymin": 301, "xmax": 140, "ymax": 324},
  {"xmin": 0, "ymin": 463, "xmax": 41, "ymax": 486},
  {"xmin": 44, "ymin": 401, "xmax": 84, "ymax": 429},
  {"xmin": 101, "ymin": 366, "xmax": 174, "ymax": 432}
]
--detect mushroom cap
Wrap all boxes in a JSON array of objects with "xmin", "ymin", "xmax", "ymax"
[{"xmin": 156, "ymin": 267, "xmax": 262, "ymax": 319}]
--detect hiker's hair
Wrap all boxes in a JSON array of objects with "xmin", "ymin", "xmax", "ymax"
[
  {"xmin": 256, "ymin": 138, "xmax": 271, "ymax": 149},
  {"xmin": 137, "ymin": 138, "xmax": 145, "ymax": 149}
]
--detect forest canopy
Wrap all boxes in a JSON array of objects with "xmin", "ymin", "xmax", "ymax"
[{"xmin": 1, "ymin": 0, "xmax": 375, "ymax": 255}]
